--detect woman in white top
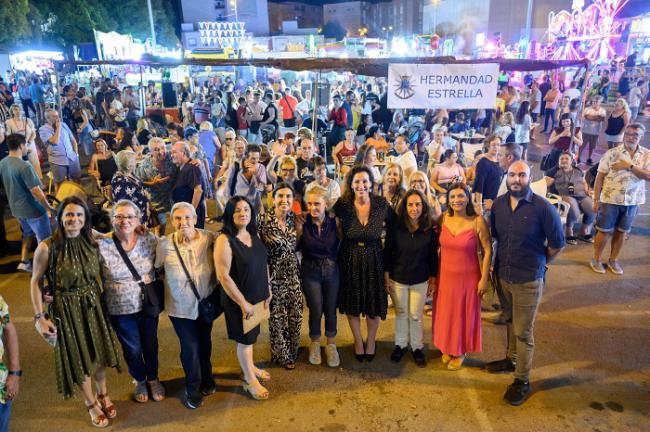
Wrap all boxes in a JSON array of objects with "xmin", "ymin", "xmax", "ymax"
[
  {"xmin": 580, "ymin": 95, "xmax": 606, "ymax": 165},
  {"xmin": 353, "ymin": 144, "xmax": 382, "ymax": 186},
  {"xmin": 306, "ymin": 156, "xmax": 341, "ymax": 209},
  {"xmin": 5, "ymin": 103, "xmax": 42, "ymax": 179},
  {"xmin": 514, "ymin": 101, "xmax": 533, "ymax": 162},
  {"xmin": 393, "ymin": 135, "xmax": 417, "ymax": 180}
]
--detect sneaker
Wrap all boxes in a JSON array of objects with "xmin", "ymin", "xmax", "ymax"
[
  {"xmin": 607, "ymin": 260, "xmax": 624, "ymax": 275},
  {"xmin": 411, "ymin": 349, "xmax": 427, "ymax": 368},
  {"xmin": 589, "ymin": 259, "xmax": 606, "ymax": 274},
  {"xmin": 183, "ymin": 390, "xmax": 203, "ymax": 409},
  {"xmin": 503, "ymin": 379, "xmax": 531, "ymax": 406},
  {"xmin": 325, "ymin": 344, "xmax": 340, "ymax": 368},
  {"xmin": 17, "ymin": 261, "xmax": 32, "ymax": 273},
  {"xmin": 390, "ymin": 346, "xmax": 409, "ymax": 363},
  {"xmin": 309, "ymin": 341, "xmax": 322, "ymax": 365},
  {"xmin": 485, "ymin": 358, "xmax": 516, "ymax": 374},
  {"xmin": 200, "ymin": 377, "xmax": 217, "ymax": 396}
]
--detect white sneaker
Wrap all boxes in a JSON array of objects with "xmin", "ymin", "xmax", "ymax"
[
  {"xmin": 325, "ymin": 344, "xmax": 340, "ymax": 368},
  {"xmin": 17, "ymin": 261, "xmax": 32, "ymax": 273},
  {"xmin": 309, "ymin": 342, "xmax": 321, "ymax": 365}
]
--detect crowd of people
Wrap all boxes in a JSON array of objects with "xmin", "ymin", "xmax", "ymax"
[{"xmin": 0, "ymin": 62, "xmax": 649, "ymax": 430}]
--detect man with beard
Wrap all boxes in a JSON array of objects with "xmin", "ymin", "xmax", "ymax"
[{"xmin": 486, "ymin": 161, "xmax": 565, "ymax": 406}]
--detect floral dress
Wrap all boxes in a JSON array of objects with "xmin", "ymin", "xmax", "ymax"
[
  {"xmin": 111, "ymin": 172, "xmax": 150, "ymax": 224},
  {"xmin": 257, "ymin": 209, "xmax": 303, "ymax": 365}
]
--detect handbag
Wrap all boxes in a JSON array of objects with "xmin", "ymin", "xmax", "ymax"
[
  {"xmin": 112, "ymin": 234, "xmax": 164, "ymax": 317},
  {"xmin": 172, "ymin": 235, "xmax": 222, "ymax": 322}
]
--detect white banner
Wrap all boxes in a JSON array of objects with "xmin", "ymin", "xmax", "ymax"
[{"xmin": 387, "ymin": 63, "xmax": 499, "ymax": 110}]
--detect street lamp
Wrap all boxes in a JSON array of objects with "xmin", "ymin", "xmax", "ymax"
[{"xmin": 230, "ymin": 0, "xmax": 238, "ymax": 22}]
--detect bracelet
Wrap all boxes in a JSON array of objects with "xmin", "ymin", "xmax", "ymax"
[
  {"xmin": 8, "ymin": 370, "xmax": 22, "ymax": 377},
  {"xmin": 34, "ymin": 312, "xmax": 45, "ymax": 321}
]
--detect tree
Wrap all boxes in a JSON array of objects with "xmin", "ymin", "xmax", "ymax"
[
  {"xmin": 321, "ymin": 21, "xmax": 347, "ymax": 41},
  {"xmin": 0, "ymin": 0, "xmax": 31, "ymax": 48}
]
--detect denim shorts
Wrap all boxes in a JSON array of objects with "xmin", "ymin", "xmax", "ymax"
[
  {"xmin": 18, "ymin": 214, "xmax": 52, "ymax": 242},
  {"xmin": 595, "ymin": 203, "xmax": 638, "ymax": 233},
  {"xmin": 50, "ymin": 160, "xmax": 81, "ymax": 183}
]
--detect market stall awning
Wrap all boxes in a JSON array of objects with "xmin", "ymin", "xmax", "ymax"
[{"xmin": 57, "ymin": 56, "xmax": 590, "ymax": 76}]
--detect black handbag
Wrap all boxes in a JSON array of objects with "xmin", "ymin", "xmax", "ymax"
[
  {"xmin": 172, "ymin": 236, "xmax": 222, "ymax": 322},
  {"xmin": 112, "ymin": 234, "xmax": 164, "ymax": 317}
]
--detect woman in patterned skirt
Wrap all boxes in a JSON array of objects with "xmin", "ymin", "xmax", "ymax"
[
  {"xmin": 257, "ymin": 182, "xmax": 303, "ymax": 369},
  {"xmin": 30, "ymin": 196, "xmax": 121, "ymax": 428}
]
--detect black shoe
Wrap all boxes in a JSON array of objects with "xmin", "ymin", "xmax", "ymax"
[
  {"xmin": 184, "ymin": 390, "xmax": 203, "ymax": 409},
  {"xmin": 587, "ymin": 158, "xmax": 593, "ymax": 166},
  {"xmin": 485, "ymin": 358, "xmax": 516, "ymax": 373},
  {"xmin": 503, "ymin": 379, "xmax": 531, "ymax": 406},
  {"xmin": 200, "ymin": 377, "xmax": 217, "ymax": 396},
  {"xmin": 411, "ymin": 349, "xmax": 427, "ymax": 368},
  {"xmin": 390, "ymin": 346, "xmax": 408, "ymax": 363}
]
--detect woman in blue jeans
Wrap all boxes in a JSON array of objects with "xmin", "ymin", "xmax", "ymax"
[
  {"xmin": 98, "ymin": 200, "xmax": 165, "ymax": 403},
  {"xmin": 297, "ymin": 185, "xmax": 341, "ymax": 367}
]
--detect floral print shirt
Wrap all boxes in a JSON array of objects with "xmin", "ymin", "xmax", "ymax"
[
  {"xmin": 598, "ymin": 145, "xmax": 650, "ymax": 206},
  {"xmin": 0, "ymin": 296, "xmax": 10, "ymax": 404}
]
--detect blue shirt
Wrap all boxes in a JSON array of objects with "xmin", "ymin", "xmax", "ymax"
[
  {"xmin": 298, "ymin": 214, "xmax": 339, "ymax": 261},
  {"xmin": 18, "ymin": 84, "xmax": 31, "ymax": 101},
  {"xmin": 473, "ymin": 158, "xmax": 503, "ymax": 201},
  {"xmin": 29, "ymin": 83, "xmax": 45, "ymax": 103},
  {"xmin": 39, "ymin": 123, "xmax": 78, "ymax": 166},
  {"xmin": 0, "ymin": 156, "xmax": 46, "ymax": 218},
  {"xmin": 490, "ymin": 189, "xmax": 565, "ymax": 283},
  {"xmin": 342, "ymin": 101, "xmax": 353, "ymax": 128}
]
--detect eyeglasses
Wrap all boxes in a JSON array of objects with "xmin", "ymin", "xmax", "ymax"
[
  {"xmin": 410, "ymin": 180, "xmax": 426, "ymax": 184},
  {"xmin": 114, "ymin": 215, "xmax": 138, "ymax": 222},
  {"xmin": 624, "ymin": 133, "xmax": 642, "ymax": 138},
  {"xmin": 225, "ymin": 137, "xmax": 234, "ymax": 141}
]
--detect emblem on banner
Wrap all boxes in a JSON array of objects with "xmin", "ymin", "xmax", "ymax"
[{"xmin": 393, "ymin": 74, "xmax": 416, "ymax": 99}]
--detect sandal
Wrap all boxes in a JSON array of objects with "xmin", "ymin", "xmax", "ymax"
[
  {"xmin": 243, "ymin": 368, "xmax": 271, "ymax": 382},
  {"xmin": 566, "ymin": 236, "xmax": 578, "ymax": 245},
  {"xmin": 284, "ymin": 362, "xmax": 296, "ymax": 370},
  {"xmin": 578, "ymin": 234, "xmax": 594, "ymax": 243},
  {"xmin": 133, "ymin": 381, "xmax": 149, "ymax": 403},
  {"xmin": 86, "ymin": 401, "xmax": 109, "ymax": 428},
  {"xmin": 97, "ymin": 393, "xmax": 117, "ymax": 419},
  {"xmin": 242, "ymin": 379, "xmax": 269, "ymax": 401},
  {"xmin": 148, "ymin": 380, "xmax": 166, "ymax": 402}
]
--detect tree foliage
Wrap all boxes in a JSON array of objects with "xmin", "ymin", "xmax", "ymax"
[
  {"xmin": 322, "ymin": 21, "xmax": 346, "ymax": 41},
  {"xmin": 0, "ymin": 0, "xmax": 31, "ymax": 48}
]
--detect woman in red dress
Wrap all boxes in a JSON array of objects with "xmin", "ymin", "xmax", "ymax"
[{"xmin": 433, "ymin": 183, "xmax": 492, "ymax": 370}]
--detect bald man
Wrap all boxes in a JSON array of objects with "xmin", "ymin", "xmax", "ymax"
[
  {"xmin": 487, "ymin": 161, "xmax": 565, "ymax": 406},
  {"xmin": 171, "ymin": 142, "xmax": 205, "ymax": 229}
]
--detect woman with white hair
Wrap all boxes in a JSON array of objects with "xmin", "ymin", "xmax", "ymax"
[
  {"xmin": 408, "ymin": 171, "xmax": 442, "ymax": 221},
  {"xmin": 98, "ymin": 200, "xmax": 165, "ymax": 403},
  {"xmin": 5, "ymin": 103, "xmax": 42, "ymax": 179},
  {"xmin": 111, "ymin": 150, "xmax": 150, "ymax": 224},
  {"xmin": 603, "ymin": 98, "xmax": 631, "ymax": 149}
]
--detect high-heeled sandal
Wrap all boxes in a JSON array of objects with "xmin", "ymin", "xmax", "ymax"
[
  {"xmin": 97, "ymin": 393, "xmax": 117, "ymax": 419},
  {"xmin": 242, "ymin": 380, "xmax": 269, "ymax": 401},
  {"xmin": 86, "ymin": 401, "xmax": 109, "ymax": 428}
]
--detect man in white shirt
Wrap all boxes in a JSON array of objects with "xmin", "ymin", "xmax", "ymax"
[
  {"xmin": 393, "ymin": 135, "xmax": 417, "ymax": 180},
  {"xmin": 563, "ymin": 80, "xmax": 581, "ymax": 102},
  {"xmin": 529, "ymin": 81, "xmax": 542, "ymax": 122},
  {"xmin": 109, "ymin": 90, "xmax": 128, "ymax": 128},
  {"xmin": 628, "ymin": 80, "xmax": 644, "ymax": 121},
  {"xmin": 590, "ymin": 123, "xmax": 650, "ymax": 275}
]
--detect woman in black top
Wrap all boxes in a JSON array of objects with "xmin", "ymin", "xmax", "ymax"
[
  {"xmin": 384, "ymin": 190, "xmax": 438, "ymax": 367},
  {"xmin": 334, "ymin": 166, "xmax": 394, "ymax": 362},
  {"xmin": 297, "ymin": 185, "xmax": 341, "ymax": 367},
  {"xmin": 215, "ymin": 196, "xmax": 272, "ymax": 400}
]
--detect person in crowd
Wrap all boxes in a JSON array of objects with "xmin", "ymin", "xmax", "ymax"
[
  {"xmin": 544, "ymin": 152, "xmax": 595, "ymax": 245},
  {"xmin": 529, "ymin": 80, "xmax": 542, "ymax": 122},
  {"xmin": 327, "ymin": 94, "xmax": 348, "ymax": 152},
  {"xmin": 473, "ymin": 134, "xmax": 503, "ymax": 212},
  {"xmin": 353, "ymin": 144, "xmax": 382, "ymax": 185},
  {"xmin": 245, "ymin": 90, "xmax": 266, "ymax": 144},
  {"xmin": 495, "ymin": 112, "xmax": 515, "ymax": 143},
  {"xmin": 180, "ymin": 92, "xmax": 193, "ymax": 128},
  {"xmin": 30, "ymin": 77, "xmax": 47, "ymax": 126},
  {"xmin": 448, "ymin": 111, "xmax": 469, "ymax": 134},
  {"xmin": 114, "ymin": 127, "xmax": 139, "ymax": 154},
  {"xmin": 112, "ymin": 150, "xmax": 150, "ymax": 225},
  {"xmin": 224, "ymin": 144, "xmax": 267, "ymax": 214},
  {"xmin": 385, "ymin": 190, "xmax": 438, "ymax": 367},
  {"xmin": 306, "ymin": 155, "xmax": 341, "ymax": 209},
  {"xmin": 155, "ymin": 202, "xmax": 217, "ymax": 409},
  {"xmin": 486, "ymin": 161, "xmax": 565, "ymax": 406},
  {"xmin": 430, "ymin": 149, "xmax": 465, "ymax": 198},
  {"xmin": 514, "ymin": 101, "xmax": 533, "ymax": 161},
  {"xmin": 590, "ymin": 124, "xmax": 649, "ymax": 275},
  {"xmin": 0, "ymin": 134, "xmax": 54, "ymax": 272},
  {"xmin": 628, "ymin": 80, "xmax": 644, "ymax": 121},
  {"xmin": 0, "ymin": 295, "xmax": 20, "ymax": 432},
  {"xmin": 381, "ymin": 163, "xmax": 407, "ymax": 209},
  {"xmin": 136, "ymin": 118, "xmax": 153, "ymax": 147},
  {"xmin": 216, "ymin": 129, "xmax": 239, "ymax": 179},
  {"xmin": 295, "ymin": 138, "xmax": 316, "ymax": 182},
  {"xmin": 257, "ymin": 183, "xmax": 303, "ymax": 369},
  {"xmin": 364, "ymin": 125, "xmax": 389, "ymax": 153},
  {"xmin": 184, "ymin": 127, "xmax": 213, "ymax": 200},
  {"xmin": 393, "ymin": 134, "xmax": 417, "ymax": 180},
  {"xmin": 408, "ymin": 171, "xmax": 442, "ymax": 220},
  {"xmin": 215, "ymin": 196, "xmax": 272, "ymax": 400},
  {"xmin": 542, "ymin": 80, "xmax": 561, "ymax": 133},
  {"xmin": 18, "ymin": 77, "xmax": 36, "ymax": 119},
  {"xmin": 193, "ymin": 94, "xmax": 211, "ymax": 127},
  {"xmin": 465, "ymin": 150, "xmax": 484, "ymax": 187},
  {"xmin": 332, "ymin": 128, "xmax": 358, "ymax": 175},
  {"xmin": 388, "ymin": 110, "xmax": 407, "ymax": 137},
  {"xmin": 267, "ymin": 150, "xmax": 305, "ymax": 211},
  {"xmin": 434, "ymin": 183, "xmax": 492, "ymax": 370},
  {"xmin": 109, "ymin": 90, "xmax": 128, "ymax": 129},
  {"xmin": 617, "ymin": 72, "xmax": 630, "ymax": 99},
  {"xmin": 580, "ymin": 96, "xmax": 606, "ymax": 165},
  {"xmin": 604, "ymin": 98, "xmax": 631, "ymax": 149},
  {"xmin": 137, "ymin": 137, "xmax": 178, "ymax": 233},
  {"xmin": 334, "ymin": 166, "xmax": 394, "ymax": 362},
  {"xmin": 548, "ymin": 113, "xmax": 582, "ymax": 168},
  {"xmin": 278, "ymin": 88, "xmax": 298, "ymax": 129},
  {"xmin": 39, "ymin": 109, "xmax": 81, "ymax": 190},
  {"xmin": 426, "ymin": 126, "xmax": 458, "ymax": 175},
  {"xmin": 170, "ymin": 142, "xmax": 205, "ymax": 229},
  {"xmin": 236, "ymin": 96, "xmax": 249, "ymax": 137},
  {"xmin": 30, "ymin": 196, "xmax": 121, "ymax": 427},
  {"xmin": 297, "ymin": 186, "xmax": 341, "ymax": 367},
  {"xmin": 356, "ymin": 114, "xmax": 372, "ymax": 144},
  {"xmin": 199, "ymin": 121, "xmax": 221, "ymax": 174},
  {"xmin": 165, "ymin": 122, "xmax": 181, "ymax": 143},
  {"xmin": 70, "ymin": 98, "xmax": 95, "ymax": 157},
  {"xmin": 259, "ymin": 91, "xmax": 279, "ymax": 139},
  {"xmin": 5, "ymin": 104, "xmax": 42, "ymax": 179},
  {"xmin": 98, "ymin": 200, "xmax": 165, "ymax": 403}
]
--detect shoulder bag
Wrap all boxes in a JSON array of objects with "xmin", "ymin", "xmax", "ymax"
[
  {"xmin": 172, "ymin": 235, "xmax": 222, "ymax": 322},
  {"xmin": 113, "ymin": 234, "xmax": 164, "ymax": 317}
]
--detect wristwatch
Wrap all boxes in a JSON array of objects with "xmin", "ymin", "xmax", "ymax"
[{"xmin": 8, "ymin": 370, "xmax": 22, "ymax": 377}]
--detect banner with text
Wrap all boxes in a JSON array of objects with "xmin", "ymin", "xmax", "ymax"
[{"xmin": 387, "ymin": 63, "xmax": 499, "ymax": 110}]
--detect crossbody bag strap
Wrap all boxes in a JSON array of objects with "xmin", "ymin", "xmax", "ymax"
[
  {"xmin": 172, "ymin": 234, "xmax": 202, "ymax": 301},
  {"xmin": 112, "ymin": 233, "xmax": 146, "ymax": 291}
]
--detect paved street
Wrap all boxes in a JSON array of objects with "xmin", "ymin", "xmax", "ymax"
[{"xmin": 2, "ymin": 120, "xmax": 649, "ymax": 432}]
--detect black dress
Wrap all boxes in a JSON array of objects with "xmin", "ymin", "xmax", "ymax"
[
  {"xmin": 334, "ymin": 195, "xmax": 393, "ymax": 319},
  {"xmin": 222, "ymin": 233, "xmax": 269, "ymax": 345}
]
